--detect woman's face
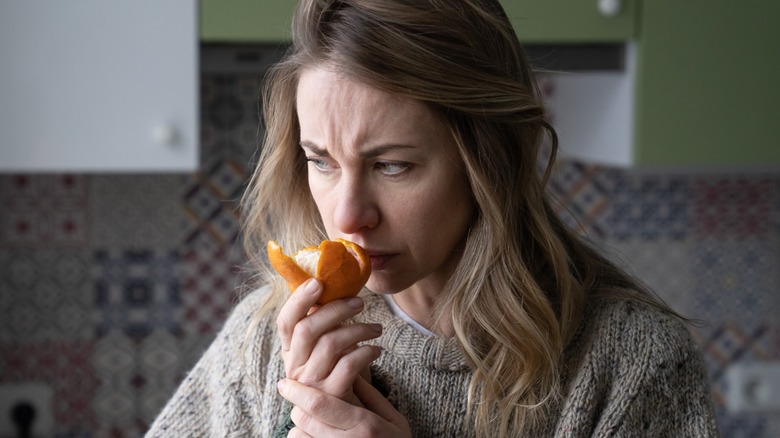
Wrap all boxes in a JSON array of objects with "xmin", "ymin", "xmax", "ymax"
[{"xmin": 296, "ymin": 67, "xmax": 474, "ymax": 297}]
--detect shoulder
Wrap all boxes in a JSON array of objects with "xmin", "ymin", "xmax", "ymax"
[
  {"xmin": 571, "ymin": 293, "xmax": 696, "ymax": 363},
  {"xmin": 145, "ymin": 286, "xmax": 286, "ymax": 436},
  {"xmin": 201, "ymin": 285, "xmax": 286, "ymax": 411},
  {"xmin": 188, "ymin": 285, "xmax": 279, "ymax": 378},
  {"xmin": 562, "ymin": 292, "xmax": 710, "ymax": 402},
  {"xmin": 226, "ymin": 286, "xmax": 275, "ymax": 328},
  {"xmin": 219, "ymin": 285, "xmax": 279, "ymax": 354},
  {"xmin": 558, "ymin": 293, "xmax": 719, "ymax": 435}
]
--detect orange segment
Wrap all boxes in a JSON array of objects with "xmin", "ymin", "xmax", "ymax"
[{"xmin": 267, "ymin": 239, "xmax": 372, "ymax": 305}]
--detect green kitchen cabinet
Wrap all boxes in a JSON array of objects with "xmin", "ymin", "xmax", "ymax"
[
  {"xmin": 200, "ymin": 0, "xmax": 780, "ymax": 167},
  {"xmin": 504, "ymin": 0, "xmax": 638, "ymax": 42},
  {"xmin": 200, "ymin": 0, "xmax": 297, "ymax": 42},
  {"xmin": 503, "ymin": 0, "xmax": 779, "ymax": 167},
  {"xmin": 633, "ymin": 0, "xmax": 780, "ymax": 167},
  {"xmin": 200, "ymin": 0, "xmax": 636, "ymax": 43}
]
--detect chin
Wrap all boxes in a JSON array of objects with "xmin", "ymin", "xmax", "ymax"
[{"xmin": 366, "ymin": 276, "xmax": 410, "ymax": 295}]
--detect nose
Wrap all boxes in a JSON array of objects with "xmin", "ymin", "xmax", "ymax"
[{"xmin": 332, "ymin": 175, "xmax": 379, "ymax": 234}]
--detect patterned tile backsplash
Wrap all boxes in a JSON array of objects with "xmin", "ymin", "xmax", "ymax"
[{"xmin": 1, "ymin": 71, "xmax": 779, "ymax": 437}]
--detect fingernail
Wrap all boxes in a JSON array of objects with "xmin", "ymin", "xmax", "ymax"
[
  {"xmin": 303, "ymin": 279, "xmax": 319, "ymax": 295},
  {"xmin": 277, "ymin": 379, "xmax": 286, "ymax": 392},
  {"xmin": 369, "ymin": 323, "xmax": 383, "ymax": 333},
  {"xmin": 346, "ymin": 297, "xmax": 363, "ymax": 309}
]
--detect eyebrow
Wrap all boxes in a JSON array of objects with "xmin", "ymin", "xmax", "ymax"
[{"xmin": 299, "ymin": 140, "xmax": 416, "ymax": 159}]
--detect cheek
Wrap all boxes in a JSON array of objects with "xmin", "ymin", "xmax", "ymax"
[
  {"xmin": 308, "ymin": 179, "xmax": 333, "ymax": 225},
  {"xmin": 407, "ymin": 180, "xmax": 472, "ymax": 242}
]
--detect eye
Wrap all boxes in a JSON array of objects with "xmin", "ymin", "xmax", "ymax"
[
  {"xmin": 375, "ymin": 161, "xmax": 410, "ymax": 176},
  {"xmin": 306, "ymin": 156, "xmax": 336, "ymax": 173}
]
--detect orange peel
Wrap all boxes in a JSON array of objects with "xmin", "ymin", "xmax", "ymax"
[{"xmin": 267, "ymin": 239, "xmax": 371, "ymax": 305}]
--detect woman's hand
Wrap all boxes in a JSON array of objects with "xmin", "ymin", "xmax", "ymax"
[
  {"xmin": 277, "ymin": 278, "xmax": 383, "ymax": 403},
  {"xmin": 278, "ymin": 375, "xmax": 412, "ymax": 437},
  {"xmin": 277, "ymin": 279, "xmax": 411, "ymax": 436}
]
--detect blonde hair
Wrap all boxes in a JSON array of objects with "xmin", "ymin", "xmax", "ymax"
[{"xmin": 241, "ymin": 0, "xmax": 660, "ymax": 435}]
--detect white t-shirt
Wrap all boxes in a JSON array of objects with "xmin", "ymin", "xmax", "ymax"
[{"xmin": 380, "ymin": 294, "xmax": 436, "ymax": 337}]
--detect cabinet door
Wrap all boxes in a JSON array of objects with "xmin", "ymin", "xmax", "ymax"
[
  {"xmin": 502, "ymin": 0, "xmax": 637, "ymax": 42},
  {"xmin": 0, "ymin": 1, "xmax": 198, "ymax": 172},
  {"xmin": 200, "ymin": 0, "xmax": 636, "ymax": 43},
  {"xmin": 201, "ymin": 0, "xmax": 297, "ymax": 42},
  {"xmin": 635, "ymin": 1, "xmax": 780, "ymax": 166}
]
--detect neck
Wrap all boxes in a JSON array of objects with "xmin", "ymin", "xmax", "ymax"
[{"xmin": 392, "ymin": 286, "xmax": 454, "ymax": 337}]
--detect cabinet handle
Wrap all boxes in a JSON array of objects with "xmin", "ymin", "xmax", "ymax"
[
  {"xmin": 152, "ymin": 124, "xmax": 180, "ymax": 147},
  {"xmin": 598, "ymin": 0, "xmax": 621, "ymax": 17}
]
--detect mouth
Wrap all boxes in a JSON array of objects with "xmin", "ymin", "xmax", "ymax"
[{"xmin": 368, "ymin": 253, "xmax": 394, "ymax": 270}]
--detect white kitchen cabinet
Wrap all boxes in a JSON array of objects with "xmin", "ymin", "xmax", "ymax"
[
  {"xmin": 543, "ymin": 44, "xmax": 637, "ymax": 167},
  {"xmin": 0, "ymin": 1, "xmax": 198, "ymax": 172}
]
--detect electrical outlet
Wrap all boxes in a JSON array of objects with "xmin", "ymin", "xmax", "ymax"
[
  {"xmin": 725, "ymin": 361, "xmax": 780, "ymax": 413},
  {"xmin": 0, "ymin": 382, "xmax": 53, "ymax": 438}
]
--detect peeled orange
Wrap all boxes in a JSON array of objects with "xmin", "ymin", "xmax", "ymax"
[{"xmin": 267, "ymin": 239, "xmax": 371, "ymax": 305}]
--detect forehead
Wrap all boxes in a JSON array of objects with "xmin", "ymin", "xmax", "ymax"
[
  {"xmin": 296, "ymin": 67, "xmax": 411, "ymax": 112},
  {"xmin": 295, "ymin": 68, "xmax": 446, "ymax": 148}
]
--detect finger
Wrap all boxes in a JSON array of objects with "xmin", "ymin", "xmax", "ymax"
[
  {"xmin": 290, "ymin": 405, "xmax": 343, "ymax": 437},
  {"xmin": 292, "ymin": 296, "xmax": 366, "ymax": 343},
  {"xmin": 278, "ymin": 378, "xmax": 363, "ymax": 430},
  {"xmin": 332, "ymin": 344, "xmax": 371, "ymax": 381},
  {"xmin": 287, "ymin": 427, "xmax": 313, "ymax": 438},
  {"xmin": 354, "ymin": 375, "xmax": 405, "ymax": 424},
  {"xmin": 301, "ymin": 324, "xmax": 381, "ymax": 383},
  {"xmin": 277, "ymin": 278, "xmax": 321, "ymax": 352},
  {"xmin": 321, "ymin": 345, "xmax": 382, "ymax": 398},
  {"xmin": 285, "ymin": 298, "xmax": 366, "ymax": 371}
]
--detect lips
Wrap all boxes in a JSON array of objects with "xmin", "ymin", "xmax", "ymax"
[
  {"xmin": 368, "ymin": 253, "xmax": 394, "ymax": 270},
  {"xmin": 344, "ymin": 240, "xmax": 395, "ymax": 270}
]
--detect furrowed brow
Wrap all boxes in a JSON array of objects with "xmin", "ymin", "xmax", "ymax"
[
  {"xmin": 300, "ymin": 141, "xmax": 329, "ymax": 156},
  {"xmin": 300, "ymin": 141, "xmax": 415, "ymax": 158},
  {"xmin": 359, "ymin": 144, "xmax": 415, "ymax": 159}
]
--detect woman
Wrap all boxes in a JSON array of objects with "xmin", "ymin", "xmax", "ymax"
[{"xmin": 147, "ymin": 0, "xmax": 719, "ymax": 436}]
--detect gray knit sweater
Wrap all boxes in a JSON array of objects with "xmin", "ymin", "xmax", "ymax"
[{"xmin": 145, "ymin": 288, "xmax": 719, "ymax": 437}]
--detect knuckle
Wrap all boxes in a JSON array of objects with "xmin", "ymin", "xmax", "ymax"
[
  {"xmin": 292, "ymin": 320, "xmax": 315, "ymax": 340},
  {"xmin": 289, "ymin": 405, "xmax": 308, "ymax": 427},
  {"xmin": 321, "ymin": 381, "xmax": 351, "ymax": 401},
  {"xmin": 286, "ymin": 365, "xmax": 305, "ymax": 381},
  {"xmin": 297, "ymin": 373, "xmax": 320, "ymax": 387},
  {"xmin": 355, "ymin": 417, "xmax": 382, "ymax": 436},
  {"xmin": 318, "ymin": 332, "xmax": 338, "ymax": 351},
  {"xmin": 276, "ymin": 317, "xmax": 293, "ymax": 336},
  {"xmin": 367, "ymin": 421, "xmax": 389, "ymax": 437},
  {"xmin": 338, "ymin": 354, "xmax": 361, "ymax": 376},
  {"xmin": 304, "ymin": 391, "xmax": 329, "ymax": 413}
]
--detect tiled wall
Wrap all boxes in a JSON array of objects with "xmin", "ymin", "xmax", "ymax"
[
  {"xmin": 1, "ymin": 71, "xmax": 779, "ymax": 437},
  {"xmin": 549, "ymin": 162, "xmax": 780, "ymax": 437}
]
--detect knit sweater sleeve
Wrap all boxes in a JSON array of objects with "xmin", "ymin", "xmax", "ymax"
[
  {"xmin": 557, "ymin": 299, "xmax": 720, "ymax": 437},
  {"xmin": 143, "ymin": 342, "xmax": 213, "ymax": 437},
  {"xmin": 144, "ymin": 288, "xmax": 285, "ymax": 437}
]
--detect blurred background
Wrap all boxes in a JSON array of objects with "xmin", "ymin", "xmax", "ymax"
[{"xmin": 1, "ymin": 1, "xmax": 778, "ymax": 436}]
